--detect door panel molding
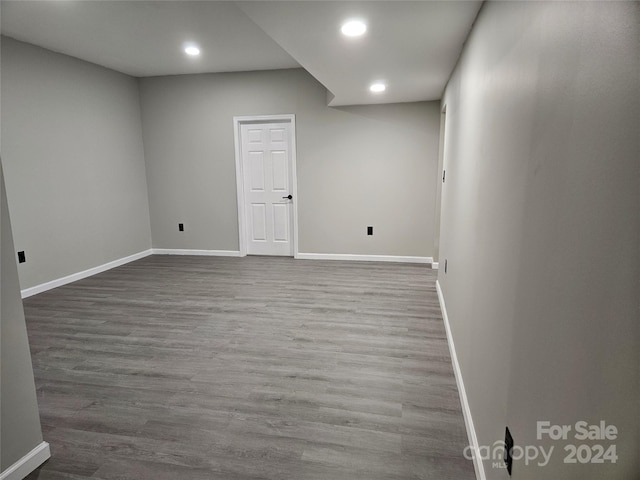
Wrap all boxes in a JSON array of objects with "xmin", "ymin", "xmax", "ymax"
[{"xmin": 233, "ymin": 114, "xmax": 298, "ymax": 257}]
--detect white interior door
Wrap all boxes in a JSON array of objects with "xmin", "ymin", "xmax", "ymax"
[{"xmin": 240, "ymin": 122, "xmax": 294, "ymax": 256}]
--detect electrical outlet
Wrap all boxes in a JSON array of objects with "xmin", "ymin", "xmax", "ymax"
[
  {"xmin": 178, "ymin": 223, "xmax": 184, "ymax": 232},
  {"xmin": 18, "ymin": 251, "xmax": 26, "ymax": 263},
  {"xmin": 505, "ymin": 427, "xmax": 514, "ymax": 475},
  {"xmin": 367, "ymin": 226, "xmax": 373, "ymax": 236}
]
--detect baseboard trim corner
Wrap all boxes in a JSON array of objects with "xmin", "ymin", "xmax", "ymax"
[
  {"xmin": 151, "ymin": 249, "xmax": 241, "ymax": 257},
  {"xmin": 0, "ymin": 441, "xmax": 50, "ymax": 480},
  {"xmin": 436, "ymin": 280, "xmax": 485, "ymax": 480},
  {"xmin": 296, "ymin": 253, "xmax": 433, "ymax": 264},
  {"xmin": 21, "ymin": 249, "xmax": 153, "ymax": 298}
]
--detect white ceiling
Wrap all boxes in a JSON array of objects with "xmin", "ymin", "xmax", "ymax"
[
  {"xmin": 0, "ymin": 0, "xmax": 482, "ymax": 106},
  {"xmin": 0, "ymin": 1, "xmax": 301, "ymax": 76},
  {"xmin": 237, "ymin": 1, "xmax": 482, "ymax": 105}
]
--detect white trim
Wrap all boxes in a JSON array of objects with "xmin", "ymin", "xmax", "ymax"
[
  {"xmin": 0, "ymin": 441, "xmax": 50, "ymax": 480},
  {"xmin": 289, "ymin": 118, "xmax": 300, "ymax": 260},
  {"xmin": 233, "ymin": 118, "xmax": 248, "ymax": 257},
  {"xmin": 432, "ymin": 262, "xmax": 439, "ymax": 270},
  {"xmin": 297, "ymin": 253, "xmax": 433, "ymax": 264},
  {"xmin": 436, "ymin": 280, "xmax": 485, "ymax": 480},
  {"xmin": 151, "ymin": 249, "xmax": 241, "ymax": 257},
  {"xmin": 233, "ymin": 114, "xmax": 299, "ymax": 258},
  {"xmin": 20, "ymin": 249, "xmax": 153, "ymax": 298}
]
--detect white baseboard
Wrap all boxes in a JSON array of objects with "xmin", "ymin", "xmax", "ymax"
[
  {"xmin": 152, "ymin": 249, "xmax": 241, "ymax": 257},
  {"xmin": 0, "ymin": 441, "xmax": 50, "ymax": 480},
  {"xmin": 432, "ymin": 262, "xmax": 439, "ymax": 270},
  {"xmin": 296, "ymin": 253, "xmax": 433, "ymax": 264},
  {"xmin": 20, "ymin": 249, "xmax": 425, "ymax": 298},
  {"xmin": 21, "ymin": 249, "xmax": 153, "ymax": 298},
  {"xmin": 436, "ymin": 280, "xmax": 485, "ymax": 480}
]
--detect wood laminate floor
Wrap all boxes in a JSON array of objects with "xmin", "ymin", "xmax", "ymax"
[{"xmin": 23, "ymin": 255, "xmax": 475, "ymax": 480}]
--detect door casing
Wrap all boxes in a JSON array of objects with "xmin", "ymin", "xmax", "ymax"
[{"xmin": 233, "ymin": 114, "xmax": 299, "ymax": 257}]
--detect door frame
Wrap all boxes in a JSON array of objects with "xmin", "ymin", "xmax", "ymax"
[
  {"xmin": 233, "ymin": 114, "xmax": 299, "ymax": 258},
  {"xmin": 433, "ymin": 103, "xmax": 447, "ymax": 270}
]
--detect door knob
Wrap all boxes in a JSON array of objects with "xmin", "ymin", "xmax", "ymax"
[{"xmin": 282, "ymin": 194, "xmax": 293, "ymax": 200}]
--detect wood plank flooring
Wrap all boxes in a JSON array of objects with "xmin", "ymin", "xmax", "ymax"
[{"xmin": 23, "ymin": 255, "xmax": 475, "ymax": 480}]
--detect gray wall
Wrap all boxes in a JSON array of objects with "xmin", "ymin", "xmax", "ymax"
[
  {"xmin": 1, "ymin": 37, "xmax": 152, "ymax": 290},
  {"xmin": 139, "ymin": 69, "xmax": 440, "ymax": 257},
  {"xmin": 439, "ymin": 2, "xmax": 639, "ymax": 479},
  {"xmin": 1, "ymin": 165, "xmax": 44, "ymax": 471}
]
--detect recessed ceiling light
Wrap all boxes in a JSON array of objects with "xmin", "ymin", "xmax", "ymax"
[
  {"xmin": 341, "ymin": 20, "xmax": 367, "ymax": 37},
  {"xmin": 370, "ymin": 83, "xmax": 386, "ymax": 93},
  {"xmin": 184, "ymin": 44, "xmax": 200, "ymax": 56}
]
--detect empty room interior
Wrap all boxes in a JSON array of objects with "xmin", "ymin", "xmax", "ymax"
[{"xmin": 1, "ymin": 1, "xmax": 638, "ymax": 480}]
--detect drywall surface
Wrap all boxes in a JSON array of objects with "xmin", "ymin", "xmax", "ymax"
[
  {"xmin": 0, "ymin": 37, "xmax": 152, "ymax": 290},
  {"xmin": 439, "ymin": 2, "xmax": 639, "ymax": 478},
  {"xmin": 1, "ymin": 165, "xmax": 44, "ymax": 471},
  {"xmin": 139, "ymin": 69, "xmax": 440, "ymax": 257}
]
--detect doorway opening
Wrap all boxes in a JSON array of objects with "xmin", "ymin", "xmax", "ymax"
[{"xmin": 433, "ymin": 105, "xmax": 447, "ymax": 269}]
